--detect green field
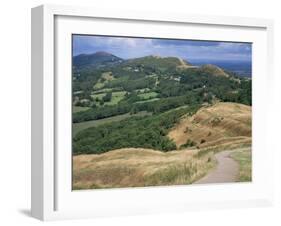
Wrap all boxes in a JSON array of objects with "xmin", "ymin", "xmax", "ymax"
[
  {"xmin": 136, "ymin": 88, "xmax": 151, "ymax": 93},
  {"xmin": 136, "ymin": 98, "xmax": 160, "ymax": 104},
  {"xmin": 105, "ymin": 91, "xmax": 126, "ymax": 106},
  {"xmin": 92, "ymin": 88, "xmax": 113, "ymax": 94},
  {"xmin": 93, "ymin": 72, "xmax": 114, "ymax": 90},
  {"xmin": 137, "ymin": 91, "xmax": 158, "ymax": 99},
  {"xmin": 93, "ymin": 81, "xmax": 105, "ymax": 90},
  {"xmin": 91, "ymin": 91, "xmax": 126, "ymax": 106},
  {"xmin": 73, "ymin": 106, "xmax": 90, "ymax": 113},
  {"xmin": 91, "ymin": 93, "xmax": 106, "ymax": 100},
  {"xmin": 73, "ymin": 111, "xmax": 151, "ymax": 136}
]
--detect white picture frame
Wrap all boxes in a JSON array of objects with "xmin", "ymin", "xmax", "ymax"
[{"xmin": 31, "ymin": 4, "xmax": 274, "ymax": 221}]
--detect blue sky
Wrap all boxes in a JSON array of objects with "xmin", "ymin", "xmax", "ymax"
[{"xmin": 73, "ymin": 35, "xmax": 252, "ymax": 62}]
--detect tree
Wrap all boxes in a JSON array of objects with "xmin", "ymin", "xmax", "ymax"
[{"xmin": 102, "ymin": 92, "xmax": 112, "ymax": 102}]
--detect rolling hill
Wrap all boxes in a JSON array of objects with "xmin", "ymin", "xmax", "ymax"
[
  {"xmin": 73, "ymin": 147, "xmax": 214, "ymax": 189},
  {"xmin": 122, "ymin": 55, "xmax": 193, "ymax": 72},
  {"xmin": 73, "ymin": 102, "xmax": 252, "ymax": 189},
  {"xmin": 168, "ymin": 102, "xmax": 251, "ymax": 149},
  {"xmin": 73, "ymin": 51, "xmax": 124, "ymax": 69},
  {"xmin": 199, "ymin": 64, "xmax": 230, "ymax": 77}
]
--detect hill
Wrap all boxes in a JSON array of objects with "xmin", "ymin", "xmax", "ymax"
[
  {"xmin": 73, "ymin": 102, "xmax": 252, "ymax": 189},
  {"xmin": 199, "ymin": 64, "xmax": 230, "ymax": 77},
  {"xmin": 72, "ymin": 147, "xmax": 213, "ymax": 189},
  {"xmin": 168, "ymin": 102, "xmax": 251, "ymax": 149},
  {"xmin": 122, "ymin": 55, "xmax": 193, "ymax": 72},
  {"xmin": 73, "ymin": 51, "xmax": 123, "ymax": 69},
  {"xmin": 73, "ymin": 144, "xmax": 251, "ymax": 189}
]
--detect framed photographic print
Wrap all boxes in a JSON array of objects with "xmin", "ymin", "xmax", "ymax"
[{"xmin": 31, "ymin": 4, "xmax": 274, "ymax": 221}]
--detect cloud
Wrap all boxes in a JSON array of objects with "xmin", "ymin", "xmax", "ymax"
[
  {"xmin": 73, "ymin": 35, "xmax": 252, "ymax": 62},
  {"xmin": 152, "ymin": 39, "xmax": 220, "ymax": 47}
]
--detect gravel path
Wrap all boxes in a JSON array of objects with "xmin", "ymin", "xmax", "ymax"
[{"xmin": 194, "ymin": 150, "xmax": 239, "ymax": 184}]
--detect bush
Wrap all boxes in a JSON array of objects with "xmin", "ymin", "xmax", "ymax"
[
  {"xmin": 200, "ymin": 139, "xmax": 206, "ymax": 144},
  {"xmin": 102, "ymin": 92, "xmax": 112, "ymax": 102},
  {"xmin": 180, "ymin": 139, "xmax": 196, "ymax": 149}
]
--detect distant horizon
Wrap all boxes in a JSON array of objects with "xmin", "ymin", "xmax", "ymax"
[
  {"xmin": 73, "ymin": 50, "xmax": 252, "ymax": 63},
  {"xmin": 73, "ymin": 35, "xmax": 252, "ymax": 63}
]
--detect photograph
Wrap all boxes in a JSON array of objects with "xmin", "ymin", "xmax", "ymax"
[{"xmin": 72, "ymin": 34, "xmax": 252, "ymax": 190}]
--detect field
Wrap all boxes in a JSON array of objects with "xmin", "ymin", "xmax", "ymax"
[
  {"xmin": 91, "ymin": 91, "xmax": 126, "ymax": 106},
  {"xmin": 105, "ymin": 91, "xmax": 126, "ymax": 105},
  {"xmin": 135, "ymin": 98, "xmax": 160, "ymax": 104},
  {"xmin": 73, "ymin": 111, "xmax": 151, "ymax": 136},
  {"xmin": 137, "ymin": 91, "xmax": 158, "ymax": 99},
  {"xmin": 93, "ymin": 72, "xmax": 114, "ymax": 90},
  {"xmin": 73, "ymin": 106, "xmax": 90, "ymax": 113}
]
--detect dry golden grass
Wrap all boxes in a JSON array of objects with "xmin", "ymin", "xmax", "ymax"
[
  {"xmin": 176, "ymin": 58, "xmax": 195, "ymax": 69},
  {"xmin": 200, "ymin": 64, "xmax": 230, "ymax": 77},
  {"xmin": 168, "ymin": 102, "xmax": 251, "ymax": 149},
  {"xmin": 73, "ymin": 147, "xmax": 215, "ymax": 189}
]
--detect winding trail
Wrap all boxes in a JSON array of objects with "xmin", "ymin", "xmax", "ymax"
[{"xmin": 194, "ymin": 150, "xmax": 239, "ymax": 184}]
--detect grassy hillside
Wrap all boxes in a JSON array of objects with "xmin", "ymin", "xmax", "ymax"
[
  {"xmin": 73, "ymin": 147, "xmax": 215, "ymax": 189},
  {"xmin": 73, "ymin": 102, "xmax": 251, "ymax": 156},
  {"xmin": 73, "ymin": 144, "xmax": 251, "ymax": 189},
  {"xmin": 200, "ymin": 64, "xmax": 230, "ymax": 77},
  {"xmin": 73, "ymin": 51, "xmax": 123, "ymax": 70},
  {"xmin": 123, "ymin": 55, "xmax": 192, "ymax": 72},
  {"xmin": 168, "ymin": 102, "xmax": 251, "ymax": 149}
]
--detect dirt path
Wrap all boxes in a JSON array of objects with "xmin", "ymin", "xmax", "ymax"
[{"xmin": 194, "ymin": 150, "xmax": 238, "ymax": 184}]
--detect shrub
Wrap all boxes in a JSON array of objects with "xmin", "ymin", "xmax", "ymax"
[
  {"xmin": 200, "ymin": 139, "xmax": 206, "ymax": 144},
  {"xmin": 180, "ymin": 139, "xmax": 196, "ymax": 149},
  {"xmin": 102, "ymin": 92, "xmax": 112, "ymax": 102}
]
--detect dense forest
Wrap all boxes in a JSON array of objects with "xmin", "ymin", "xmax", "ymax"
[{"xmin": 73, "ymin": 105, "xmax": 200, "ymax": 155}]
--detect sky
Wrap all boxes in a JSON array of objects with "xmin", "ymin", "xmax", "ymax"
[{"xmin": 73, "ymin": 35, "xmax": 252, "ymax": 62}]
